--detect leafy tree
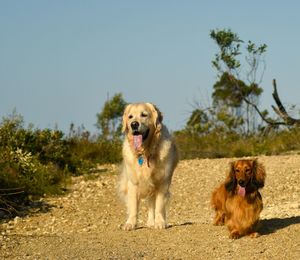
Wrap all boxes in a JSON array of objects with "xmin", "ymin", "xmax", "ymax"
[
  {"xmin": 186, "ymin": 109, "xmax": 212, "ymax": 135},
  {"xmin": 96, "ymin": 93, "xmax": 126, "ymax": 139},
  {"xmin": 186, "ymin": 29, "xmax": 270, "ymax": 135},
  {"xmin": 210, "ymin": 28, "xmax": 267, "ymax": 134},
  {"xmin": 186, "ymin": 105, "xmax": 244, "ymax": 135}
]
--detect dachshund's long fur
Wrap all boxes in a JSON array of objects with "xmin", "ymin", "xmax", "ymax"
[{"xmin": 211, "ymin": 159, "xmax": 266, "ymax": 239}]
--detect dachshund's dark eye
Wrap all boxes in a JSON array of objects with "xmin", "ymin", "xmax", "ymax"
[
  {"xmin": 141, "ymin": 112, "xmax": 148, "ymax": 118},
  {"xmin": 128, "ymin": 115, "xmax": 133, "ymax": 119},
  {"xmin": 245, "ymin": 168, "xmax": 251, "ymax": 173},
  {"xmin": 235, "ymin": 169, "xmax": 240, "ymax": 173}
]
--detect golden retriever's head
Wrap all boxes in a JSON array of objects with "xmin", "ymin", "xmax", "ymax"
[
  {"xmin": 122, "ymin": 103, "xmax": 163, "ymax": 150},
  {"xmin": 225, "ymin": 159, "xmax": 266, "ymax": 196}
]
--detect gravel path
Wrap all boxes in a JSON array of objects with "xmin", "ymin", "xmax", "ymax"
[{"xmin": 1, "ymin": 155, "xmax": 300, "ymax": 259}]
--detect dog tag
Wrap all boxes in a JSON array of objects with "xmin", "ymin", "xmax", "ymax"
[{"xmin": 138, "ymin": 156, "xmax": 144, "ymax": 166}]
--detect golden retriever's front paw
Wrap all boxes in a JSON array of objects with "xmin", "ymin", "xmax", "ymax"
[
  {"xmin": 154, "ymin": 220, "xmax": 167, "ymax": 229},
  {"xmin": 123, "ymin": 222, "xmax": 136, "ymax": 231},
  {"xmin": 146, "ymin": 219, "xmax": 155, "ymax": 228}
]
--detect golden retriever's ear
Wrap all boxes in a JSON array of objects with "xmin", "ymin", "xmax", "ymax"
[
  {"xmin": 146, "ymin": 103, "xmax": 163, "ymax": 131},
  {"xmin": 121, "ymin": 104, "xmax": 130, "ymax": 133},
  {"xmin": 252, "ymin": 159, "xmax": 266, "ymax": 189},
  {"xmin": 225, "ymin": 161, "xmax": 236, "ymax": 192}
]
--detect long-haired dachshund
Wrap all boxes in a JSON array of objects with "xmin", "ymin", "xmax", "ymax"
[{"xmin": 211, "ymin": 159, "xmax": 266, "ymax": 239}]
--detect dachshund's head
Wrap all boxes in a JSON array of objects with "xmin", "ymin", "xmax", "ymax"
[{"xmin": 225, "ymin": 159, "xmax": 266, "ymax": 197}]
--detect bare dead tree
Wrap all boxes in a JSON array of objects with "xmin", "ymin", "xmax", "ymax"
[
  {"xmin": 234, "ymin": 78, "xmax": 300, "ymax": 130},
  {"xmin": 271, "ymin": 79, "xmax": 300, "ymax": 126}
]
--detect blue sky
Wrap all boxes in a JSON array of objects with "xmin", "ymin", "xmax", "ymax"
[{"xmin": 1, "ymin": 1, "xmax": 300, "ymax": 133}]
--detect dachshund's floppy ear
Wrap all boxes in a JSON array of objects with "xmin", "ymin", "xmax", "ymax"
[
  {"xmin": 225, "ymin": 161, "xmax": 236, "ymax": 192},
  {"xmin": 146, "ymin": 103, "xmax": 163, "ymax": 133},
  {"xmin": 252, "ymin": 159, "xmax": 266, "ymax": 189},
  {"xmin": 121, "ymin": 104, "xmax": 130, "ymax": 133}
]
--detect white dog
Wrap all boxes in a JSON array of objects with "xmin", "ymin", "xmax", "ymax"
[{"xmin": 119, "ymin": 103, "xmax": 178, "ymax": 230}]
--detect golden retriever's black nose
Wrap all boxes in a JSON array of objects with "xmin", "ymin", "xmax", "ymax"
[
  {"xmin": 131, "ymin": 121, "xmax": 139, "ymax": 130},
  {"xmin": 238, "ymin": 180, "xmax": 246, "ymax": 187}
]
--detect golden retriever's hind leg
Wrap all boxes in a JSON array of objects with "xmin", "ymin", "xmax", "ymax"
[
  {"xmin": 154, "ymin": 191, "xmax": 167, "ymax": 229},
  {"xmin": 146, "ymin": 196, "xmax": 155, "ymax": 228}
]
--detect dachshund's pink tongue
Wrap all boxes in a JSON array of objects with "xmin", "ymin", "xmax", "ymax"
[
  {"xmin": 238, "ymin": 185, "xmax": 246, "ymax": 197},
  {"xmin": 133, "ymin": 135, "xmax": 143, "ymax": 150}
]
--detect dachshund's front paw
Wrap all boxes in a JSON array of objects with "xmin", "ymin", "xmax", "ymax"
[{"xmin": 229, "ymin": 231, "xmax": 241, "ymax": 239}]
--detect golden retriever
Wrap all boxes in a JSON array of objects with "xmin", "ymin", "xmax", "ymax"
[
  {"xmin": 119, "ymin": 103, "xmax": 178, "ymax": 230},
  {"xmin": 211, "ymin": 159, "xmax": 266, "ymax": 239}
]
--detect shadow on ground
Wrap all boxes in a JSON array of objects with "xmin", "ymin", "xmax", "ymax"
[
  {"xmin": 0, "ymin": 195, "xmax": 54, "ymax": 221},
  {"xmin": 259, "ymin": 216, "xmax": 300, "ymax": 235},
  {"xmin": 119, "ymin": 221, "xmax": 194, "ymax": 231},
  {"xmin": 168, "ymin": 221, "xmax": 194, "ymax": 228}
]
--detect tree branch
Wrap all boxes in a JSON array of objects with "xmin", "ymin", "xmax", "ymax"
[
  {"xmin": 228, "ymin": 76, "xmax": 286, "ymax": 127},
  {"xmin": 242, "ymin": 95, "xmax": 286, "ymax": 126},
  {"xmin": 271, "ymin": 79, "xmax": 300, "ymax": 126}
]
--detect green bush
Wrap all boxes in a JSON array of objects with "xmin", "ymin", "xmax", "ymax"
[
  {"xmin": 69, "ymin": 137, "xmax": 122, "ymax": 167},
  {"xmin": 0, "ymin": 149, "xmax": 66, "ymax": 196},
  {"xmin": 174, "ymin": 128, "xmax": 300, "ymax": 160},
  {"xmin": 0, "ymin": 112, "xmax": 122, "ymax": 200},
  {"xmin": 0, "ymin": 114, "xmax": 71, "ymax": 198},
  {"xmin": 0, "ymin": 113, "xmax": 76, "ymax": 171}
]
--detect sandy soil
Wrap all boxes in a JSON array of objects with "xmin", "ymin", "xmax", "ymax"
[{"xmin": 1, "ymin": 155, "xmax": 300, "ymax": 259}]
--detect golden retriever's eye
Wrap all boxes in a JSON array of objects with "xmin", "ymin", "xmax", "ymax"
[
  {"xmin": 128, "ymin": 115, "xmax": 133, "ymax": 119},
  {"xmin": 235, "ymin": 169, "xmax": 240, "ymax": 173},
  {"xmin": 141, "ymin": 112, "xmax": 148, "ymax": 118},
  {"xmin": 245, "ymin": 168, "xmax": 251, "ymax": 173}
]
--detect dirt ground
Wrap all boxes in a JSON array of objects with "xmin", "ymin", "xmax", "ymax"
[{"xmin": 1, "ymin": 154, "xmax": 300, "ymax": 259}]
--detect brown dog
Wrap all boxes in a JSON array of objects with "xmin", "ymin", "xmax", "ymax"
[{"xmin": 211, "ymin": 159, "xmax": 266, "ymax": 239}]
